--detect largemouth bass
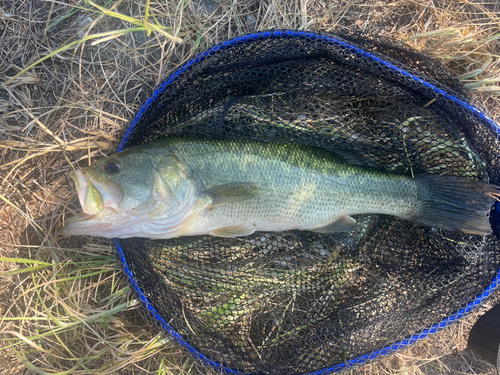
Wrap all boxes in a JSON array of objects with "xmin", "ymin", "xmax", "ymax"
[{"xmin": 60, "ymin": 138, "xmax": 499, "ymax": 238}]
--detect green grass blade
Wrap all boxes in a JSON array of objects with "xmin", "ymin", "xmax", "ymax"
[
  {"xmin": 0, "ymin": 257, "xmax": 51, "ymax": 266},
  {"xmin": 0, "ymin": 265, "xmax": 52, "ymax": 277}
]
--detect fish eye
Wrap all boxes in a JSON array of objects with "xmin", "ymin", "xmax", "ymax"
[{"xmin": 104, "ymin": 160, "xmax": 121, "ymax": 175}]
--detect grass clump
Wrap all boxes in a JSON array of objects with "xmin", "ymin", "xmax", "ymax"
[{"xmin": 0, "ymin": 245, "xmax": 202, "ymax": 374}]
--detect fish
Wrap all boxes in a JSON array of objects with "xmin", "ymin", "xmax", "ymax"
[{"xmin": 59, "ymin": 137, "xmax": 500, "ymax": 239}]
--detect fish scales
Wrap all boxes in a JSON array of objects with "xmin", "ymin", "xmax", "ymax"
[{"xmin": 169, "ymin": 139, "xmax": 420, "ymax": 234}]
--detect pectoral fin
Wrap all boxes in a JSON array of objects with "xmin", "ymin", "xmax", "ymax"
[
  {"xmin": 203, "ymin": 182, "xmax": 261, "ymax": 209},
  {"xmin": 210, "ymin": 223, "xmax": 256, "ymax": 238},
  {"xmin": 313, "ymin": 215, "xmax": 363, "ymax": 233}
]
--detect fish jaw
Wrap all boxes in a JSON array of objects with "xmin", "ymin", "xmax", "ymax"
[{"xmin": 59, "ymin": 210, "xmax": 113, "ymax": 236}]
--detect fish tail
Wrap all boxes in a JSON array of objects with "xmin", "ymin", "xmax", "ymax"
[{"xmin": 413, "ymin": 175, "xmax": 499, "ymax": 236}]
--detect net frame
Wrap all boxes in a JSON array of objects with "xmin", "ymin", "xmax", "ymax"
[{"xmin": 113, "ymin": 30, "xmax": 500, "ymax": 374}]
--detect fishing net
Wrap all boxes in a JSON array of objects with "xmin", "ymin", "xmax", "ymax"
[{"xmin": 114, "ymin": 31, "xmax": 500, "ymax": 374}]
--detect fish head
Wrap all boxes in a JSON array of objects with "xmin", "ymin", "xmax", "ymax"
[{"xmin": 60, "ymin": 145, "xmax": 197, "ymax": 238}]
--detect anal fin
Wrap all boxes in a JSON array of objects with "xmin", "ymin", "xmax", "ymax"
[
  {"xmin": 313, "ymin": 215, "xmax": 363, "ymax": 233},
  {"xmin": 210, "ymin": 223, "xmax": 256, "ymax": 238}
]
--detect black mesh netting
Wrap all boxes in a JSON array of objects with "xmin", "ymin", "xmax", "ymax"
[{"xmin": 115, "ymin": 31, "xmax": 500, "ymax": 374}]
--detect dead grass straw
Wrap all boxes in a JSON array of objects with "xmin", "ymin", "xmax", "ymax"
[{"xmin": 1, "ymin": 0, "xmax": 500, "ymax": 374}]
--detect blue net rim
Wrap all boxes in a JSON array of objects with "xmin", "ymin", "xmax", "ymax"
[{"xmin": 115, "ymin": 30, "xmax": 500, "ymax": 374}]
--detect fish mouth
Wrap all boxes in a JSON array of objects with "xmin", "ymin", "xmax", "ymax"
[
  {"xmin": 69, "ymin": 169, "xmax": 124, "ymax": 214},
  {"xmin": 59, "ymin": 169, "xmax": 124, "ymax": 235},
  {"xmin": 70, "ymin": 169, "xmax": 103, "ymax": 215}
]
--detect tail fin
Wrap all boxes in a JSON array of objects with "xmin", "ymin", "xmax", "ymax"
[{"xmin": 414, "ymin": 175, "xmax": 499, "ymax": 236}]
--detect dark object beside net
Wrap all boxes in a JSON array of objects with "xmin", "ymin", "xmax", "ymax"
[{"xmin": 117, "ymin": 31, "xmax": 500, "ymax": 374}]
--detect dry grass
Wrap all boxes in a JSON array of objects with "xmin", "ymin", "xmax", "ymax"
[{"xmin": 1, "ymin": 0, "xmax": 500, "ymax": 374}]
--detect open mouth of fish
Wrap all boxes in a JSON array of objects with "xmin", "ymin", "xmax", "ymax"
[{"xmin": 62, "ymin": 169, "xmax": 124, "ymax": 226}]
